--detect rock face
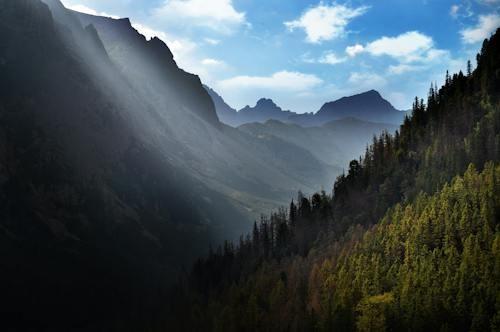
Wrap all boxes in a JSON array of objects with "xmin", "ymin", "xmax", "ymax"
[{"xmin": 75, "ymin": 11, "xmax": 220, "ymax": 126}]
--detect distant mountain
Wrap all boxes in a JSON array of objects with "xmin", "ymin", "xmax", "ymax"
[
  {"xmin": 238, "ymin": 98, "xmax": 296, "ymax": 124},
  {"xmin": 317, "ymin": 90, "xmax": 406, "ymax": 124},
  {"xmin": 239, "ymin": 118, "xmax": 398, "ymax": 169},
  {"xmin": 204, "ymin": 86, "xmax": 298, "ymax": 126},
  {"xmin": 289, "ymin": 90, "xmax": 406, "ymax": 126},
  {"xmin": 206, "ymin": 87, "xmax": 406, "ymax": 127},
  {"xmin": 203, "ymin": 85, "xmax": 240, "ymax": 126}
]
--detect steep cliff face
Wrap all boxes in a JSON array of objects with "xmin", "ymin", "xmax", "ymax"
[{"xmin": 76, "ymin": 12, "xmax": 220, "ymax": 126}]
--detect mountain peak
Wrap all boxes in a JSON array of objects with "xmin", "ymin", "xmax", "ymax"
[
  {"xmin": 340, "ymin": 89, "xmax": 383, "ymax": 102},
  {"xmin": 362, "ymin": 89, "xmax": 381, "ymax": 97},
  {"xmin": 316, "ymin": 90, "xmax": 404, "ymax": 124},
  {"xmin": 256, "ymin": 98, "xmax": 279, "ymax": 109}
]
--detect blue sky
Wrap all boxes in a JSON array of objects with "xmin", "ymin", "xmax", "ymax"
[{"xmin": 61, "ymin": 0, "xmax": 500, "ymax": 113}]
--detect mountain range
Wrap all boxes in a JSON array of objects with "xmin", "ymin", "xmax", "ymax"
[
  {"xmin": 0, "ymin": 0, "xmax": 448, "ymax": 330},
  {"xmin": 239, "ymin": 118, "xmax": 397, "ymax": 169},
  {"xmin": 205, "ymin": 86, "xmax": 407, "ymax": 127},
  {"xmin": 0, "ymin": 1, "xmax": 396, "ymax": 328}
]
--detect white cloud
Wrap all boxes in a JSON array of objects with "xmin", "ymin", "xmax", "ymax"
[
  {"xmin": 284, "ymin": 2, "xmax": 369, "ymax": 43},
  {"xmin": 450, "ymin": 5, "xmax": 460, "ymax": 18},
  {"xmin": 346, "ymin": 44, "xmax": 364, "ymax": 57},
  {"xmin": 388, "ymin": 64, "xmax": 422, "ymax": 75},
  {"xmin": 217, "ymin": 71, "xmax": 323, "ymax": 92},
  {"xmin": 204, "ymin": 38, "xmax": 221, "ymax": 45},
  {"xmin": 450, "ymin": 2, "xmax": 474, "ymax": 19},
  {"xmin": 461, "ymin": 14, "xmax": 500, "ymax": 44},
  {"xmin": 64, "ymin": 3, "xmax": 120, "ymax": 19},
  {"xmin": 318, "ymin": 52, "xmax": 347, "ymax": 65},
  {"xmin": 131, "ymin": 23, "xmax": 168, "ymax": 41},
  {"xmin": 364, "ymin": 31, "xmax": 433, "ymax": 62},
  {"xmin": 153, "ymin": 0, "xmax": 246, "ymax": 34},
  {"xmin": 348, "ymin": 72, "xmax": 387, "ymax": 89},
  {"xmin": 424, "ymin": 49, "xmax": 450, "ymax": 61},
  {"xmin": 346, "ymin": 31, "xmax": 449, "ymax": 64},
  {"xmin": 302, "ymin": 51, "xmax": 347, "ymax": 65},
  {"xmin": 201, "ymin": 58, "xmax": 225, "ymax": 66}
]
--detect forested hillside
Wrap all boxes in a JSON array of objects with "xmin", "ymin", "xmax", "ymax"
[{"xmin": 170, "ymin": 29, "xmax": 500, "ymax": 331}]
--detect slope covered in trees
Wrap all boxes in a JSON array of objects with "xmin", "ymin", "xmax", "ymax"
[{"xmin": 170, "ymin": 29, "xmax": 500, "ymax": 331}]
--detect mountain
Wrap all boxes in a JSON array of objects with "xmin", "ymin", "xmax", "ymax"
[
  {"xmin": 170, "ymin": 28, "xmax": 500, "ymax": 331},
  {"xmin": 0, "ymin": 0, "xmax": 241, "ymax": 328},
  {"xmin": 318, "ymin": 89, "xmax": 405, "ymax": 124},
  {"xmin": 239, "ymin": 118, "xmax": 398, "ymax": 169},
  {"xmin": 238, "ymin": 98, "xmax": 296, "ymax": 124},
  {"xmin": 203, "ymin": 84, "xmax": 240, "ymax": 126},
  {"xmin": 0, "ymin": 1, "xmax": 347, "ymax": 329},
  {"xmin": 73, "ymin": 9, "xmax": 340, "ymax": 215},
  {"xmin": 206, "ymin": 87, "xmax": 406, "ymax": 127},
  {"xmin": 204, "ymin": 86, "xmax": 298, "ymax": 127}
]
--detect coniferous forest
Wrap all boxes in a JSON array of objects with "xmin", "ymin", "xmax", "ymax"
[
  {"xmin": 167, "ymin": 29, "xmax": 500, "ymax": 331},
  {"xmin": 1, "ymin": 1, "xmax": 499, "ymax": 331}
]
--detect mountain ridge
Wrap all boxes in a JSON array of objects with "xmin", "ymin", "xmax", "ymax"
[{"xmin": 205, "ymin": 86, "xmax": 407, "ymax": 127}]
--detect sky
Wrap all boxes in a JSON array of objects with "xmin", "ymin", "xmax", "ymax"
[{"xmin": 60, "ymin": 0, "xmax": 500, "ymax": 113}]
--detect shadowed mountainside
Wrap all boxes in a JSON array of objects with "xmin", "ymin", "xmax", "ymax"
[{"xmin": 0, "ymin": 0, "xmax": 348, "ymax": 329}]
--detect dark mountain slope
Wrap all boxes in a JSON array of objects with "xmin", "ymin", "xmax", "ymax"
[
  {"xmin": 75, "ymin": 11, "xmax": 220, "ymax": 126},
  {"xmin": 0, "ymin": 1, "xmax": 343, "ymax": 329},
  {"xmin": 0, "ymin": 0, "xmax": 244, "ymax": 329}
]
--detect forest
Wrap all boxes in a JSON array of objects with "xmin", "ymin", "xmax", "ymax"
[
  {"xmin": 1, "ymin": 1, "xmax": 499, "ymax": 331},
  {"xmin": 167, "ymin": 28, "xmax": 500, "ymax": 331}
]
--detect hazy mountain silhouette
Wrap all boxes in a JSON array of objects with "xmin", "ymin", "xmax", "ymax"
[
  {"xmin": 239, "ymin": 118, "xmax": 397, "ymax": 169},
  {"xmin": 206, "ymin": 87, "xmax": 406, "ymax": 127},
  {"xmin": 238, "ymin": 98, "xmax": 296, "ymax": 123},
  {"xmin": 316, "ymin": 90, "xmax": 406, "ymax": 124},
  {"xmin": 203, "ymin": 84, "xmax": 240, "ymax": 126}
]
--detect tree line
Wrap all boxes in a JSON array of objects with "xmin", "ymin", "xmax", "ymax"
[{"xmin": 167, "ymin": 28, "xmax": 500, "ymax": 331}]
